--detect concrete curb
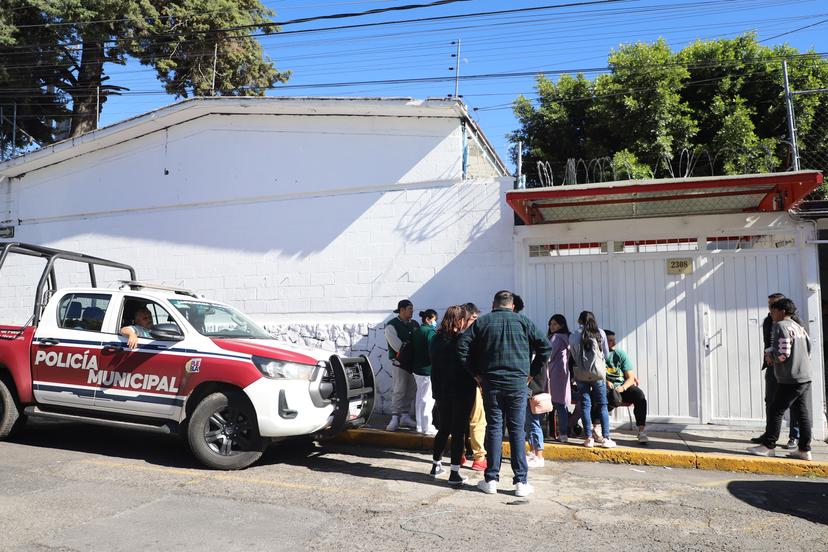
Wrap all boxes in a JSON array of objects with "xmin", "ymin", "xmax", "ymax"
[{"xmin": 332, "ymin": 429, "xmax": 828, "ymax": 478}]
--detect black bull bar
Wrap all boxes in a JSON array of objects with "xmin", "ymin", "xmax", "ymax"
[{"xmin": 320, "ymin": 355, "xmax": 375, "ymax": 436}]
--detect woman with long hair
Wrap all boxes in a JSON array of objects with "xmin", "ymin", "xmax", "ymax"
[
  {"xmin": 570, "ymin": 311, "xmax": 616, "ymax": 449},
  {"xmin": 547, "ymin": 314, "xmax": 572, "ymax": 444},
  {"xmin": 429, "ymin": 305, "xmax": 477, "ymax": 485}
]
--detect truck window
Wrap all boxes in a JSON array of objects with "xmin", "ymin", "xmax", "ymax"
[
  {"xmin": 57, "ymin": 293, "xmax": 111, "ymax": 332},
  {"xmin": 120, "ymin": 297, "xmax": 181, "ymax": 334}
]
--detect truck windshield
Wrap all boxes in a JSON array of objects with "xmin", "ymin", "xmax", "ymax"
[{"xmin": 169, "ymin": 299, "xmax": 272, "ymax": 339}]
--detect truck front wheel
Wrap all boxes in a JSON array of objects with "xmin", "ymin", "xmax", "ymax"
[
  {"xmin": 187, "ymin": 391, "xmax": 265, "ymax": 470},
  {"xmin": 0, "ymin": 377, "xmax": 23, "ymax": 439}
]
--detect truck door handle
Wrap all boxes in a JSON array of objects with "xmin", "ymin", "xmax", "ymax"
[
  {"xmin": 102, "ymin": 344, "xmax": 123, "ymax": 353},
  {"xmin": 40, "ymin": 338, "xmax": 60, "ymax": 346}
]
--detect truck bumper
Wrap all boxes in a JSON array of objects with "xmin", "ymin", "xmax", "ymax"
[{"xmin": 243, "ymin": 354, "xmax": 374, "ymax": 439}]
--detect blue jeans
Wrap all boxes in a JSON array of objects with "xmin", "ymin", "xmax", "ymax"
[
  {"xmin": 524, "ymin": 402, "xmax": 544, "ymax": 451},
  {"xmin": 578, "ymin": 380, "xmax": 609, "ymax": 439},
  {"xmin": 482, "ymin": 385, "xmax": 529, "ymax": 484},
  {"xmin": 554, "ymin": 402, "xmax": 569, "ymax": 437}
]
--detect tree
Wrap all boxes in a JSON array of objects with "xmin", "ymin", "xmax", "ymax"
[
  {"xmin": 511, "ymin": 34, "xmax": 828, "ymax": 188},
  {"xmin": 0, "ymin": 0, "xmax": 288, "ymax": 150}
]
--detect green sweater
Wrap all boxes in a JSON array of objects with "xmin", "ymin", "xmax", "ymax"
[
  {"xmin": 456, "ymin": 308, "xmax": 551, "ymax": 390},
  {"xmin": 411, "ymin": 324, "xmax": 436, "ymax": 376}
]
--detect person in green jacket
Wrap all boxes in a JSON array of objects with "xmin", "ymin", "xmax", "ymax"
[{"xmin": 412, "ymin": 309, "xmax": 438, "ymax": 435}]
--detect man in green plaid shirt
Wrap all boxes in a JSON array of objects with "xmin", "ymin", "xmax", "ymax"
[{"xmin": 457, "ymin": 290, "xmax": 550, "ymax": 498}]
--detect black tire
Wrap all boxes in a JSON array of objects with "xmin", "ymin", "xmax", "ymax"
[
  {"xmin": 0, "ymin": 377, "xmax": 23, "ymax": 439},
  {"xmin": 187, "ymin": 391, "xmax": 265, "ymax": 470}
]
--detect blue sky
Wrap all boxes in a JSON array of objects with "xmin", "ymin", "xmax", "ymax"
[{"xmin": 99, "ymin": 0, "xmax": 828, "ymax": 171}]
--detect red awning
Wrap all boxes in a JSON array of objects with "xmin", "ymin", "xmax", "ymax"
[{"xmin": 506, "ymin": 171, "xmax": 824, "ymax": 225}]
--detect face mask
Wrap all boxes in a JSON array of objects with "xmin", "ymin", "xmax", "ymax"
[{"xmin": 430, "ymin": 320, "xmax": 438, "ymax": 328}]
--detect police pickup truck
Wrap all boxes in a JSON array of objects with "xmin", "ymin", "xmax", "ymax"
[{"xmin": 0, "ymin": 243, "xmax": 374, "ymax": 469}]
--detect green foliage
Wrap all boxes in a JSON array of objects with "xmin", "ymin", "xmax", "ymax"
[
  {"xmin": 0, "ymin": 0, "xmax": 287, "ymax": 148},
  {"xmin": 511, "ymin": 34, "xmax": 828, "ymax": 189}
]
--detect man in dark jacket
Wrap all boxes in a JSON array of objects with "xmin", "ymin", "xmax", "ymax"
[{"xmin": 457, "ymin": 290, "xmax": 551, "ymax": 497}]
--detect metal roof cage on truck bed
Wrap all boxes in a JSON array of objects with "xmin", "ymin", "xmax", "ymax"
[{"xmin": 0, "ymin": 242, "xmax": 136, "ymax": 325}]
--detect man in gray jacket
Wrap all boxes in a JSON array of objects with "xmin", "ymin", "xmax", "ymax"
[{"xmin": 747, "ymin": 298, "xmax": 813, "ymax": 461}]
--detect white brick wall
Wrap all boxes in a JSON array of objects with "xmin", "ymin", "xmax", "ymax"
[{"xmin": 0, "ymin": 110, "xmax": 515, "ymax": 412}]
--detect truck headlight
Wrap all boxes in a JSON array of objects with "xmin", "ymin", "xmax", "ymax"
[{"xmin": 253, "ymin": 356, "xmax": 316, "ymax": 381}]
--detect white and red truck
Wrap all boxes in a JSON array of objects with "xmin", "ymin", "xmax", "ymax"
[{"xmin": 0, "ymin": 243, "xmax": 374, "ymax": 469}]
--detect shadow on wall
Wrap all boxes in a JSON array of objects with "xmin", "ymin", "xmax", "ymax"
[
  {"xmin": 267, "ymin": 221, "xmax": 513, "ymax": 414},
  {"xmin": 13, "ymin": 123, "xmax": 460, "ymax": 257},
  {"xmin": 23, "ymin": 191, "xmax": 379, "ymax": 259},
  {"xmin": 727, "ymin": 481, "xmax": 828, "ymax": 525}
]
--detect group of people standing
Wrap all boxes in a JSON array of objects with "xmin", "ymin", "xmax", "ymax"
[
  {"xmin": 385, "ymin": 290, "xmax": 651, "ymax": 496},
  {"xmin": 747, "ymin": 293, "xmax": 814, "ymax": 461}
]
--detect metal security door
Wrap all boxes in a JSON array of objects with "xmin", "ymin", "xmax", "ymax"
[
  {"xmin": 611, "ymin": 255, "xmax": 701, "ymax": 423},
  {"xmin": 699, "ymin": 250, "xmax": 803, "ymax": 424}
]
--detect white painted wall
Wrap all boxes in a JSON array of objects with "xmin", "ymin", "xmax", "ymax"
[{"xmin": 0, "ymin": 112, "xmax": 515, "ymax": 414}]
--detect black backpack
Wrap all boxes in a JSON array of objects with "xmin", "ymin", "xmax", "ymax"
[{"xmin": 396, "ymin": 340, "xmax": 415, "ymax": 373}]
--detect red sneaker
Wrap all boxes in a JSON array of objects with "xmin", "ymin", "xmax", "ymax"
[
  {"xmin": 460, "ymin": 457, "xmax": 468, "ymax": 468},
  {"xmin": 471, "ymin": 459, "xmax": 487, "ymax": 472}
]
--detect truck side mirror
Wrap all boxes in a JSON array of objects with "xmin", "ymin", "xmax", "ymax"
[{"xmin": 150, "ymin": 323, "xmax": 184, "ymax": 342}]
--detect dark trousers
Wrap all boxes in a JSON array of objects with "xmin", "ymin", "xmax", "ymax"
[
  {"xmin": 764, "ymin": 369, "xmax": 800, "ymax": 440},
  {"xmin": 759, "ymin": 381, "xmax": 812, "ymax": 452},
  {"xmin": 592, "ymin": 385, "xmax": 647, "ymax": 427},
  {"xmin": 432, "ymin": 393, "xmax": 475, "ymax": 466},
  {"xmin": 481, "ymin": 384, "xmax": 529, "ymax": 485}
]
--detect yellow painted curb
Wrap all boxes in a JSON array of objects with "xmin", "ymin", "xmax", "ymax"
[
  {"xmin": 334, "ymin": 429, "xmax": 828, "ymax": 478},
  {"xmin": 332, "ymin": 428, "xmax": 432, "ymax": 451}
]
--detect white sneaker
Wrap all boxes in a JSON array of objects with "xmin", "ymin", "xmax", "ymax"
[
  {"xmin": 583, "ymin": 437, "xmax": 595, "ymax": 448},
  {"xmin": 515, "ymin": 482, "xmax": 534, "ymax": 498},
  {"xmin": 592, "ymin": 426, "xmax": 602, "ymax": 441},
  {"xmin": 527, "ymin": 455, "xmax": 545, "ymax": 468},
  {"xmin": 557, "ymin": 435, "xmax": 571, "ymax": 444},
  {"xmin": 599, "ymin": 438, "xmax": 617, "ymax": 449},
  {"xmin": 787, "ymin": 450, "xmax": 813, "ymax": 461},
  {"xmin": 386, "ymin": 415, "xmax": 399, "ymax": 432},
  {"xmin": 400, "ymin": 414, "xmax": 417, "ymax": 428},
  {"xmin": 477, "ymin": 479, "xmax": 497, "ymax": 494},
  {"xmin": 747, "ymin": 445, "xmax": 775, "ymax": 457},
  {"xmin": 637, "ymin": 430, "xmax": 649, "ymax": 444}
]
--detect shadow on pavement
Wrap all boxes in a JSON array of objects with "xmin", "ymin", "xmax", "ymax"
[
  {"xmin": 11, "ymin": 419, "xmax": 478, "ymax": 494},
  {"xmin": 267, "ymin": 442, "xmax": 482, "ymax": 493},
  {"xmin": 727, "ymin": 481, "xmax": 828, "ymax": 525}
]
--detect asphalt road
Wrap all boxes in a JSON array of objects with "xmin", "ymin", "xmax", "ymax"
[{"xmin": 1, "ymin": 419, "xmax": 826, "ymax": 551}]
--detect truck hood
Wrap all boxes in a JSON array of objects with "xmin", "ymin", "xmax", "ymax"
[{"xmin": 211, "ymin": 338, "xmax": 328, "ymax": 365}]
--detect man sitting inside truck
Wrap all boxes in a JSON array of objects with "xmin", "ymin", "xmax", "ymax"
[{"xmin": 121, "ymin": 306, "xmax": 153, "ymax": 349}]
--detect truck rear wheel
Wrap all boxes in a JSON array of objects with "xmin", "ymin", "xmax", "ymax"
[
  {"xmin": 187, "ymin": 391, "xmax": 265, "ymax": 470},
  {"xmin": 0, "ymin": 377, "xmax": 23, "ymax": 439}
]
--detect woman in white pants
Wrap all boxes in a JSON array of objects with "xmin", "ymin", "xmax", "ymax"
[{"xmin": 411, "ymin": 309, "xmax": 438, "ymax": 434}]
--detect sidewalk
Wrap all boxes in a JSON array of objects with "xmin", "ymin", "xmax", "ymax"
[{"xmin": 332, "ymin": 413, "xmax": 828, "ymax": 478}]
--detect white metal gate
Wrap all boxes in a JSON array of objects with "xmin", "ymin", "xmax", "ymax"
[
  {"xmin": 699, "ymin": 250, "xmax": 803, "ymax": 425},
  {"xmin": 524, "ymin": 238, "xmax": 804, "ymax": 426}
]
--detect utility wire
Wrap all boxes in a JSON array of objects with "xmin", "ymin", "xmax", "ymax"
[{"xmin": 759, "ymin": 17, "xmax": 828, "ymax": 43}]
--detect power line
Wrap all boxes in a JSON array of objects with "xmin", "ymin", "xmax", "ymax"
[
  {"xmin": 759, "ymin": 17, "xmax": 828, "ymax": 43},
  {"xmin": 12, "ymin": 0, "xmax": 475, "ymax": 29},
  {"xmin": 2, "ymin": 0, "xmax": 635, "ymax": 52}
]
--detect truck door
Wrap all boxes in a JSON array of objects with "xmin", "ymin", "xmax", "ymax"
[
  {"xmin": 31, "ymin": 292, "xmax": 111, "ymax": 408},
  {"xmin": 93, "ymin": 297, "xmax": 187, "ymax": 419}
]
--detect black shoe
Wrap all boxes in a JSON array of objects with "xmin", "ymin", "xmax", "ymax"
[
  {"xmin": 447, "ymin": 470, "xmax": 468, "ymax": 486},
  {"xmin": 430, "ymin": 463, "xmax": 445, "ymax": 477},
  {"xmin": 749, "ymin": 436, "xmax": 763, "ymax": 444}
]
